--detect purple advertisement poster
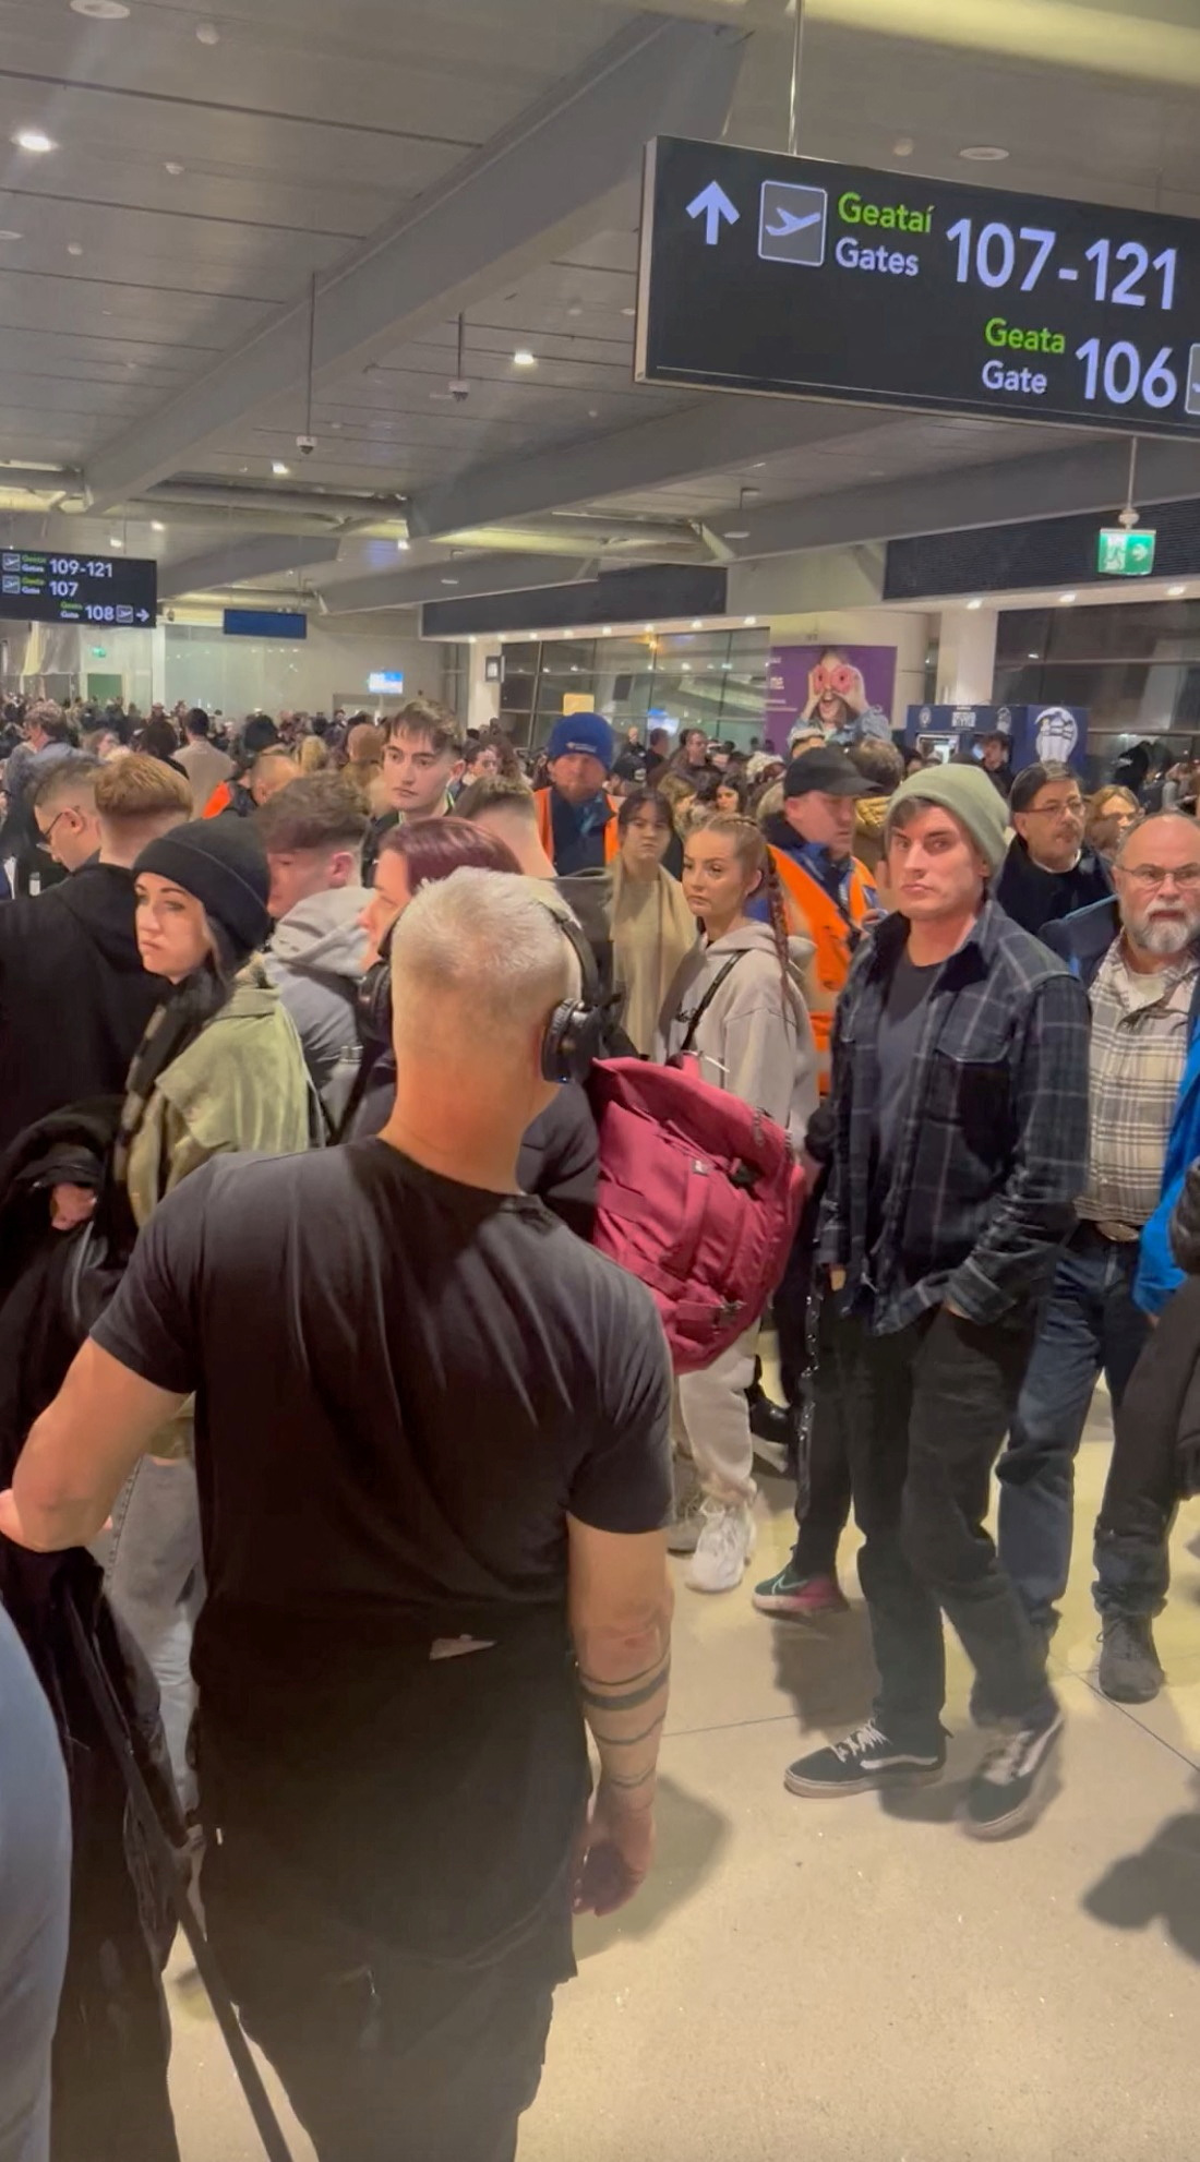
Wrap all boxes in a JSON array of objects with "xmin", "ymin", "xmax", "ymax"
[{"xmin": 765, "ymin": 644, "xmax": 898, "ymax": 752}]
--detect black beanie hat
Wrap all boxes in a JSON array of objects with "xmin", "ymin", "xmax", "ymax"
[{"xmin": 134, "ymin": 818, "xmax": 272, "ymax": 965}]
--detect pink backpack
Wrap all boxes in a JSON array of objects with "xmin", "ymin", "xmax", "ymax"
[{"xmin": 587, "ymin": 1056, "xmax": 807, "ymax": 1373}]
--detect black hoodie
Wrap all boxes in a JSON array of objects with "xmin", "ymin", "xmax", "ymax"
[{"xmin": 0, "ymin": 862, "xmax": 163, "ymax": 1149}]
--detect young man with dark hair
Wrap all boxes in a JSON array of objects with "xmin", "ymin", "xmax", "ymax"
[
  {"xmin": 32, "ymin": 754, "xmax": 102, "ymax": 874},
  {"xmin": 784, "ymin": 764, "xmax": 1090, "ymax": 1838},
  {"xmin": 994, "ymin": 760, "xmax": 1112, "ymax": 935},
  {"xmin": 176, "ymin": 705, "xmax": 233, "ymax": 814},
  {"xmin": 0, "ymin": 754, "xmax": 191, "ymax": 1147},
  {"xmin": 257, "ymin": 775, "xmax": 370, "ymax": 1127},
  {"xmin": 361, "ymin": 701, "xmax": 465, "ymax": 884}
]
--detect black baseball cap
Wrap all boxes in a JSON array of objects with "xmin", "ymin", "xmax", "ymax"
[{"xmin": 783, "ymin": 745, "xmax": 870, "ymax": 799}]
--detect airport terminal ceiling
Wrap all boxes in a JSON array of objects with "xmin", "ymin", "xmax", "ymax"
[{"xmin": 5, "ymin": 1, "xmax": 1200, "ymax": 619}]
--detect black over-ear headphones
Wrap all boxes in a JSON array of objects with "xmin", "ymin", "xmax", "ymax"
[
  {"xmin": 540, "ymin": 910, "xmax": 610, "ymax": 1086},
  {"xmin": 357, "ymin": 895, "xmax": 611, "ymax": 1085}
]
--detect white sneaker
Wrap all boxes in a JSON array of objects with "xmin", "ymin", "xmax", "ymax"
[
  {"xmin": 667, "ymin": 1476, "xmax": 705, "ymax": 1555},
  {"xmin": 686, "ymin": 1500, "xmax": 756, "ymax": 1593}
]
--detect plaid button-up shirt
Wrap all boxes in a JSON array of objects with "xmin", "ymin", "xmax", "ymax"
[
  {"xmin": 1076, "ymin": 942, "xmax": 1198, "ymax": 1232},
  {"xmin": 820, "ymin": 900, "xmax": 1091, "ymax": 1333}
]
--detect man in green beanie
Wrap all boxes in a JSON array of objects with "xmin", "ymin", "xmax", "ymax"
[{"xmin": 784, "ymin": 762, "xmax": 1090, "ymax": 1840}]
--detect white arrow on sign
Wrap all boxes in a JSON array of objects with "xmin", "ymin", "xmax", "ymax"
[
  {"xmin": 686, "ymin": 180, "xmax": 739, "ymax": 247},
  {"xmin": 136, "ymin": 609, "xmax": 150, "ymax": 623}
]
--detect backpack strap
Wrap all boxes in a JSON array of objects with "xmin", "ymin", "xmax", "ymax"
[{"xmin": 677, "ymin": 954, "xmax": 746, "ymax": 1057}]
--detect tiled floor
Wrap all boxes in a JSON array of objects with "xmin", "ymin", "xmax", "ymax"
[{"xmin": 169, "ymin": 1390, "xmax": 1200, "ymax": 2161}]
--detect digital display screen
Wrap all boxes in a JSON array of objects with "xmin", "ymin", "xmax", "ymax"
[
  {"xmin": 222, "ymin": 609, "xmax": 307, "ymax": 640},
  {"xmin": 0, "ymin": 548, "xmax": 156, "ymax": 626},
  {"xmin": 636, "ymin": 139, "xmax": 1200, "ymax": 438}
]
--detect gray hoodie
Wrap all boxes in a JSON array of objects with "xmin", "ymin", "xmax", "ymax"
[
  {"xmin": 264, "ymin": 885, "xmax": 370, "ymax": 1127},
  {"xmin": 656, "ymin": 920, "xmax": 818, "ymax": 1147}
]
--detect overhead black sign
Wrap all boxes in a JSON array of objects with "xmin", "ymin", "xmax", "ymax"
[
  {"xmin": 636, "ymin": 138, "xmax": 1200, "ymax": 439},
  {"xmin": 0, "ymin": 548, "xmax": 156, "ymax": 627}
]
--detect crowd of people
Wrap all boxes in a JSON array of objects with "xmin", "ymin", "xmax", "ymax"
[{"xmin": 0, "ymin": 679, "xmax": 1197, "ymax": 2160}]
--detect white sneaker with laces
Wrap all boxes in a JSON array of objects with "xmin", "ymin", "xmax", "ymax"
[{"xmin": 686, "ymin": 1499, "xmax": 756, "ymax": 1593}]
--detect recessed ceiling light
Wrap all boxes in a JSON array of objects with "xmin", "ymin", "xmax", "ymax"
[
  {"xmin": 396, "ymin": 538, "xmax": 410, "ymax": 551},
  {"xmin": 67, "ymin": 242, "xmax": 84, "ymax": 258},
  {"xmin": 960, "ymin": 145, "xmax": 1008, "ymax": 162},
  {"xmin": 441, "ymin": 577, "xmax": 459, "ymax": 586},
  {"xmin": 1168, "ymin": 582, "xmax": 1187, "ymax": 596},
  {"xmin": 644, "ymin": 622, "xmax": 656, "ymax": 633},
  {"xmin": 744, "ymin": 615, "xmax": 757, "ymax": 626},
  {"xmin": 0, "ymin": 231, "xmax": 22, "ymax": 241},
  {"xmin": 893, "ymin": 136, "xmax": 914, "ymax": 158},
  {"xmin": 109, "ymin": 536, "xmax": 123, "ymax": 548},
  {"xmin": 587, "ymin": 408, "xmax": 599, "ymax": 419},
  {"xmin": 602, "ymin": 625, "xmax": 613, "ymax": 635},
  {"xmin": 1059, "ymin": 591, "xmax": 1077, "ymax": 605},
  {"xmin": 567, "ymin": 301, "xmax": 583, "ymax": 319},
  {"xmin": 165, "ymin": 162, "xmax": 185, "ymax": 177},
  {"xmin": 196, "ymin": 21, "xmax": 220, "ymax": 43},
  {"xmin": 621, "ymin": 306, "xmax": 636, "ymax": 318},
  {"xmin": 72, "ymin": 0, "xmax": 131, "ymax": 14},
  {"xmin": 513, "ymin": 349, "xmax": 537, "ymax": 368},
  {"xmin": 13, "ymin": 129, "xmax": 55, "ymax": 155},
  {"xmin": 1027, "ymin": 651, "xmax": 1039, "ymax": 659},
  {"xmin": 725, "ymin": 528, "xmax": 750, "ymax": 540},
  {"xmin": 151, "ymin": 520, "xmax": 165, "ymax": 532},
  {"xmin": 966, "ymin": 597, "xmax": 983, "ymax": 610},
  {"xmin": 691, "ymin": 618, "xmax": 704, "ymax": 629},
  {"xmin": 271, "ymin": 461, "xmax": 290, "ymax": 476}
]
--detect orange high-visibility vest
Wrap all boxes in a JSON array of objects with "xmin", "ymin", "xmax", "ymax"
[
  {"xmin": 769, "ymin": 847, "xmax": 874, "ymax": 1087},
  {"xmin": 534, "ymin": 787, "xmax": 620, "ymax": 868},
  {"xmin": 202, "ymin": 779, "xmax": 233, "ymax": 819}
]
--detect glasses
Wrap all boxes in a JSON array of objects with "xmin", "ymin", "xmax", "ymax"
[
  {"xmin": 36, "ymin": 808, "xmax": 70, "ymax": 852},
  {"xmin": 1120, "ymin": 864, "xmax": 1200, "ymax": 890},
  {"xmin": 1025, "ymin": 798, "xmax": 1084, "ymax": 818}
]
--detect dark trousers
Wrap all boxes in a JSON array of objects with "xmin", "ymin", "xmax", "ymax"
[
  {"xmin": 1094, "ymin": 1362, "xmax": 1181, "ymax": 1624},
  {"xmin": 776, "ymin": 1195, "xmax": 854, "ymax": 1579},
  {"xmin": 996, "ymin": 1225, "xmax": 1150, "ymax": 1634},
  {"xmin": 791, "ymin": 1289, "xmax": 855, "ymax": 1578},
  {"xmin": 202, "ymin": 1831, "xmax": 569, "ymax": 2162},
  {"xmin": 843, "ymin": 1305, "xmax": 1052, "ymax": 1738}
]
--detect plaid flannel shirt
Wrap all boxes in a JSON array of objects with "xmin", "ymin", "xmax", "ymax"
[{"xmin": 820, "ymin": 899, "xmax": 1091, "ymax": 1333}]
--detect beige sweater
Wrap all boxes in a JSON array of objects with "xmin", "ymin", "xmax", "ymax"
[{"xmin": 611, "ymin": 863, "xmax": 698, "ymax": 1056}]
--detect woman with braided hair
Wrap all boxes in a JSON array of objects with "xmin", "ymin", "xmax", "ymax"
[{"xmin": 655, "ymin": 811, "xmax": 818, "ymax": 1594}]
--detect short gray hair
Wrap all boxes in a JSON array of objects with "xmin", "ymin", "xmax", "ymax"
[{"xmin": 390, "ymin": 868, "xmax": 571, "ymax": 1055}]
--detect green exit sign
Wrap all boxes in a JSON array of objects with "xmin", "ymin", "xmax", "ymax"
[{"xmin": 1097, "ymin": 526, "xmax": 1157, "ymax": 576}]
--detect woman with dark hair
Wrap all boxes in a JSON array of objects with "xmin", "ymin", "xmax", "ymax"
[
  {"xmin": 714, "ymin": 773, "xmax": 748, "ymax": 817},
  {"xmin": 655, "ymin": 812, "xmax": 818, "ymax": 1595},
  {"xmin": 348, "ymin": 817, "xmax": 601, "ymax": 1240},
  {"xmin": 90, "ymin": 819, "xmax": 312, "ymax": 1814},
  {"xmin": 610, "ymin": 789, "xmax": 696, "ymax": 1055},
  {"xmin": 139, "ymin": 717, "xmax": 189, "ymax": 779}
]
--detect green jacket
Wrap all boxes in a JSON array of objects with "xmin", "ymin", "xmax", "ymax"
[{"xmin": 124, "ymin": 968, "xmax": 311, "ymax": 1458}]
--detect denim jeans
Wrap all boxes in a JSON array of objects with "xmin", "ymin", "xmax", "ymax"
[
  {"xmin": 791, "ymin": 1289, "xmax": 854, "ymax": 1579},
  {"xmin": 843, "ymin": 1305, "xmax": 1051, "ymax": 1738},
  {"xmin": 996, "ymin": 1223, "xmax": 1151, "ymax": 1635},
  {"xmin": 99, "ymin": 1458, "xmax": 205, "ymax": 1815}
]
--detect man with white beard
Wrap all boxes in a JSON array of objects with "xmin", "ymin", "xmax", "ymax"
[{"xmin": 996, "ymin": 812, "xmax": 1200, "ymax": 1703}]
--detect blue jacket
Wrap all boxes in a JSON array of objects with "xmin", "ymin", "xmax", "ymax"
[{"xmin": 1042, "ymin": 898, "xmax": 1200, "ymax": 1313}]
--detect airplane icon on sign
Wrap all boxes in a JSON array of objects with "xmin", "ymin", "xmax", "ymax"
[
  {"xmin": 764, "ymin": 205, "xmax": 823, "ymax": 238},
  {"xmin": 758, "ymin": 181, "xmax": 828, "ymax": 266}
]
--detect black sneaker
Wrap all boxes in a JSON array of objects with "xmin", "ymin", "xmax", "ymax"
[
  {"xmin": 785, "ymin": 1720, "xmax": 945, "ymax": 1798},
  {"xmin": 1098, "ymin": 1614, "xmax": 1165, "ymax": 1704},
  {"xmin": 962, "ymin": 1703, "xmax": 1063, "ymax": 1840}
]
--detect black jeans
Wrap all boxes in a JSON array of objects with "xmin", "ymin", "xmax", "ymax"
[
  {"xmin": 843, "ymin": 1305, "xmax": 1052, "ymax": 1738},
  {"xmin": 791, "ymin": 1288, "xmax": 855, "ymax": 1578},
  {"xmin": 202, "ymin": 1829, "xmax": 571, "ymax": 2162},
  {"xmin": 1094, "ymin": 1374, "xmax": 1180, "ymax": 1622}
]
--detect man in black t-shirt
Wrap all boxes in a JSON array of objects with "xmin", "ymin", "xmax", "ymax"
[{"xmin": 2, "ymin": 870, "xmax": 673, "ymax": 2162}]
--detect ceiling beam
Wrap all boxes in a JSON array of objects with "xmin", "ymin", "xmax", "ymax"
[
  {"xmin": 83, "ymin": 13, "xmax": 747, "ymax": 515},
  {"xmin": 323, "ymin": 553, "xmax": 592, "ymax": 615},
  {"xmin": 718, "ymin": 433, "xmax": 1200, "ymax": 559},
  {"xmin": 159, "ymin": 534, "xmax": 345, "ymax": 602},
  {"xmin": 408, "ymin": 397, "xmax": 899, "ymax": 540}
]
